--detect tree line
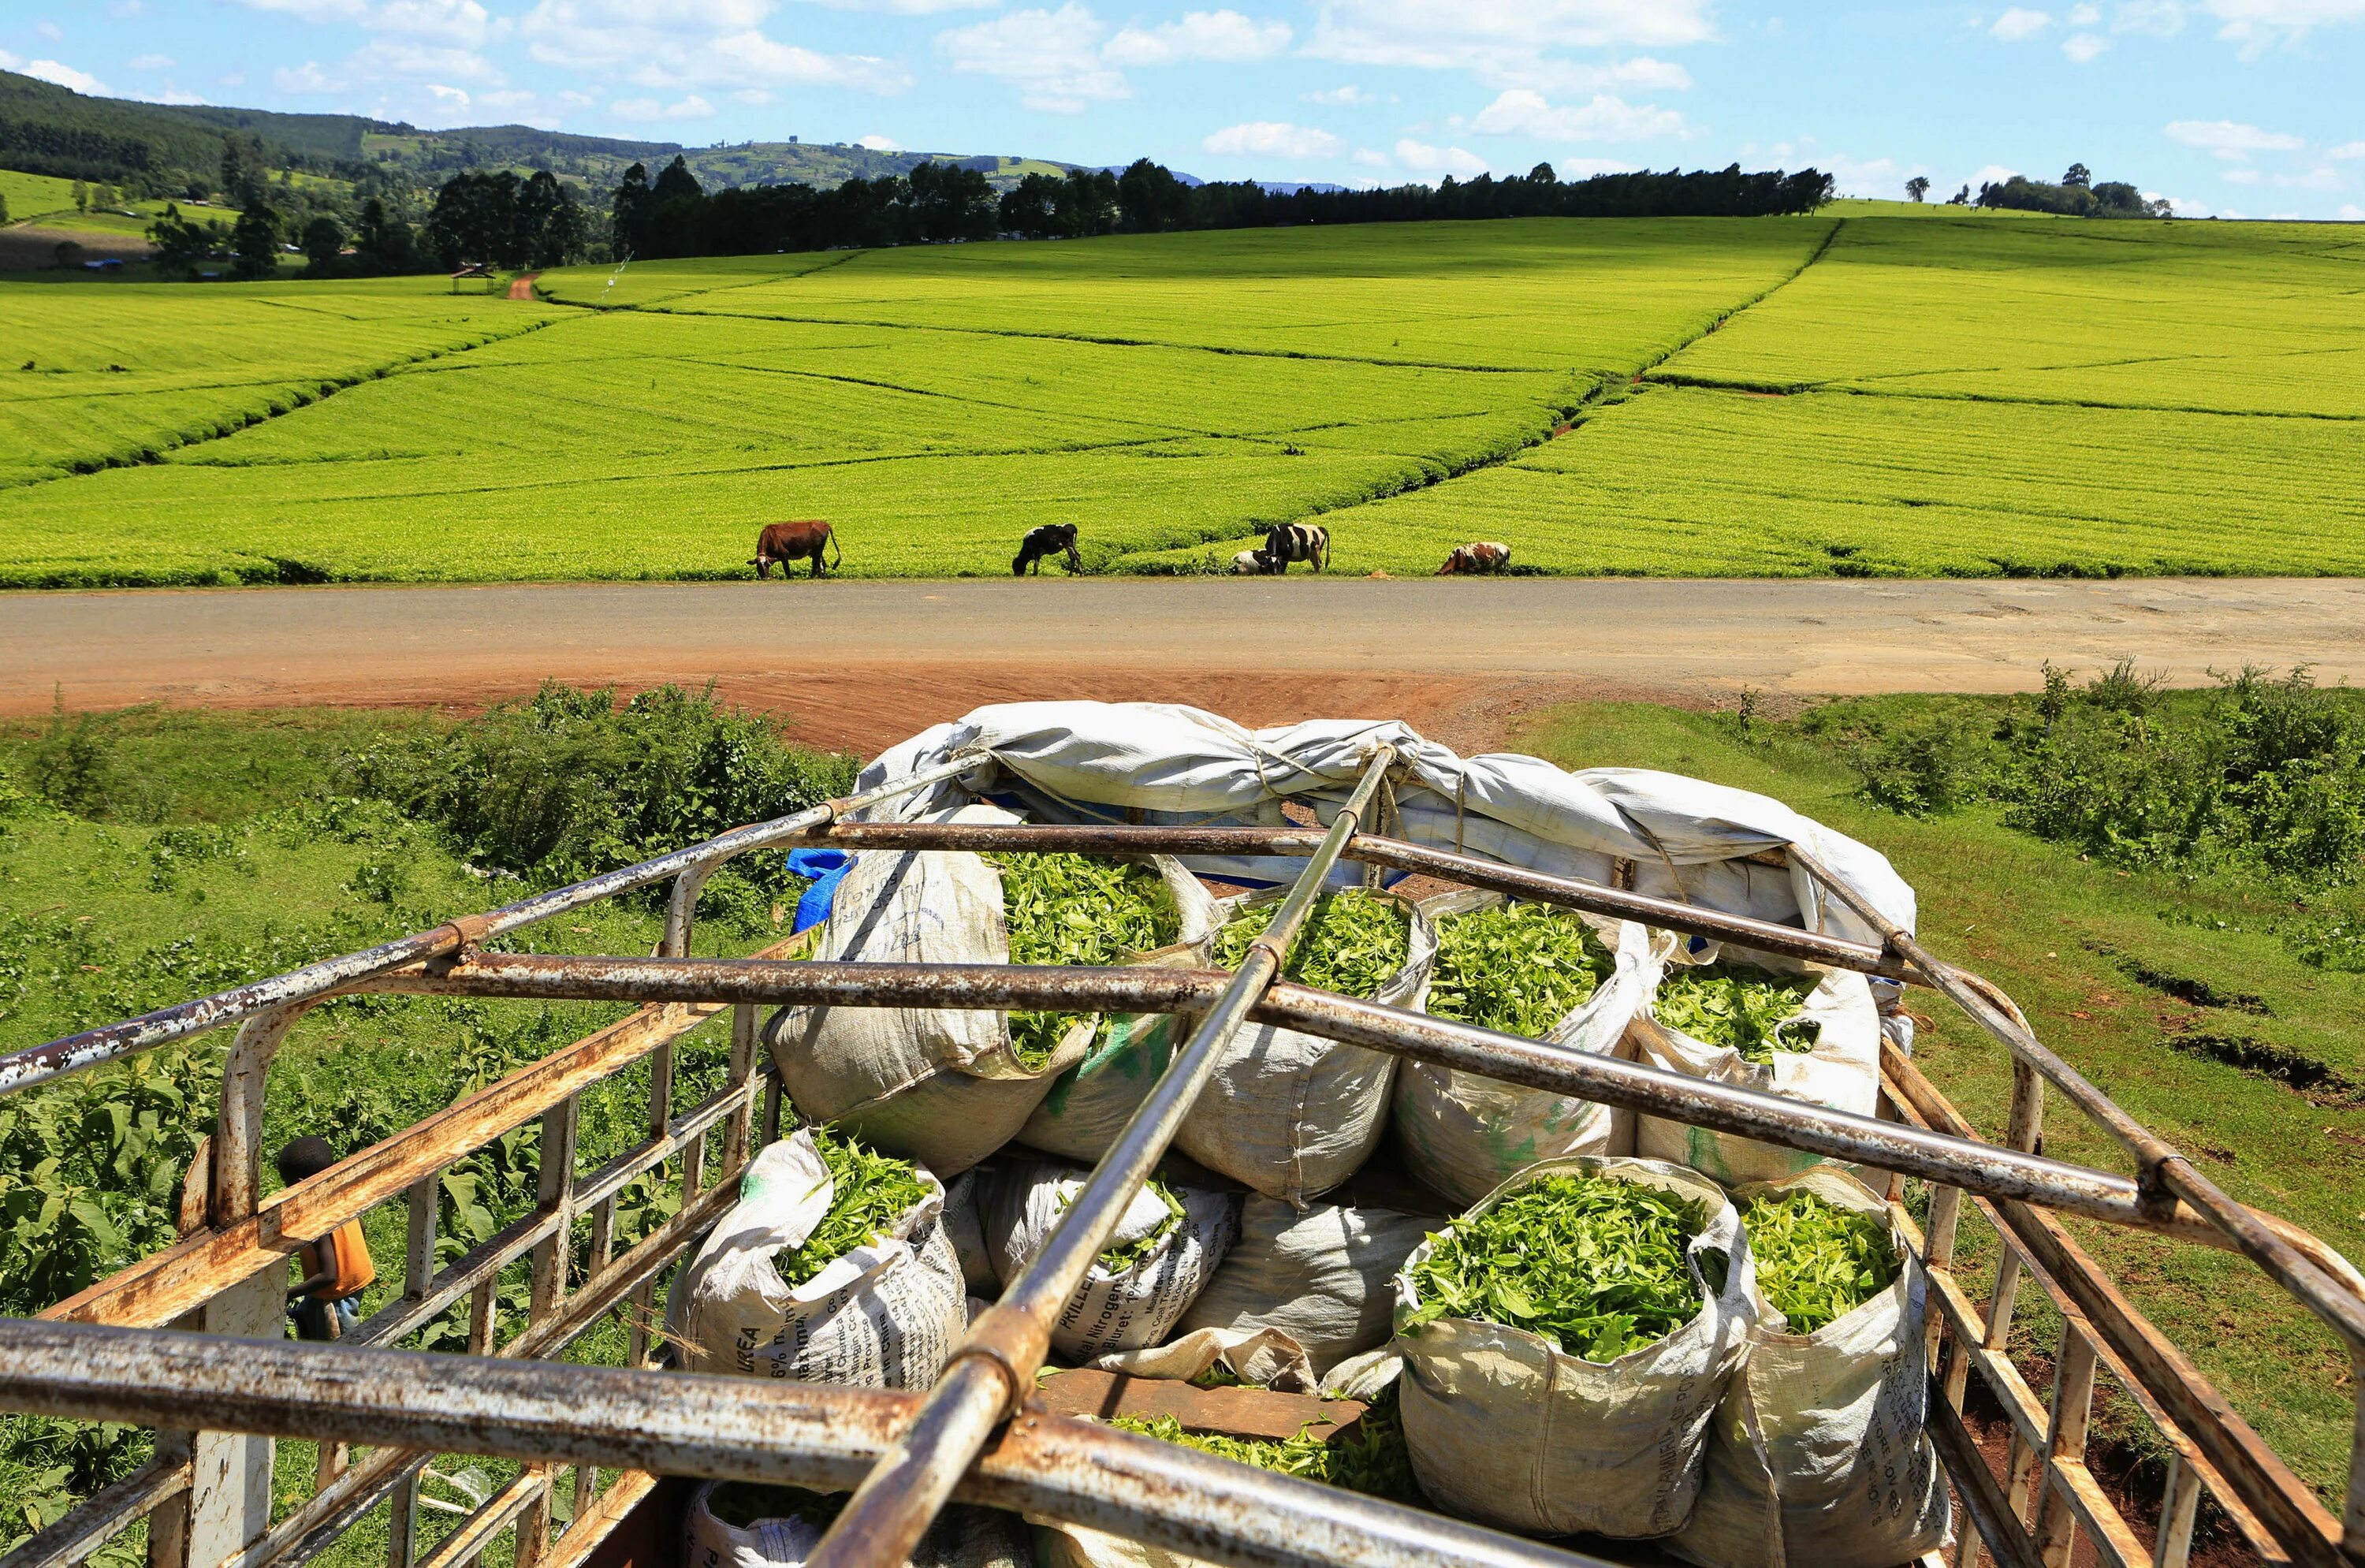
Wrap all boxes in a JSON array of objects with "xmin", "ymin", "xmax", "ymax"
[
  {"xmin": 1905, "ymin": 162, "xmax": 2171, "ymax": 218},
  {"xmin": 132, "ymin": 146, "xmax": 1833, "ymax": 281},
  {"xmin": 610, "ymin": 154, "xmax": 1834, "ymax": 259}
]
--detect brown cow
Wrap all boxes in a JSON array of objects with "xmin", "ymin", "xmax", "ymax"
[
  {"xmin": 752, "ymin": 520, "xmax": 840, "ymax": 579},
  {"xmin": 1436, "ymin": 541, "xmax": 1512, "ymax": 575}
]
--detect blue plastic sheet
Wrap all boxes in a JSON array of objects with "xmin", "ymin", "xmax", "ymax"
[{"xmin": 783, "ymin": 848, "xmax": 853, "ymax": 934}]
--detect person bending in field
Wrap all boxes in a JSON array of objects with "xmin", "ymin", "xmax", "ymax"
[{"xmin": 281, "ymin": 1137, "xmax": 376, "ymax": 1341}]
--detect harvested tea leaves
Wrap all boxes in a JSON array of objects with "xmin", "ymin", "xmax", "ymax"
[
  {"xmin": 1110, "ymin": 1384, "xmax": 1421, "ymax": 1503},
  {"xmin": 777, "ymin": 1125, "xmax": 929, "ymax": 1289},
  {"xmin": 1212, "ymin": 888, "xmax": 1410, "ymax": 999},
  {"xmin": 706, "ymin": 1483, "xmax": 841, "ymax": 1530},
  {"xmin": 1406, "ymin": 1173, "xmax": 1707, "ymax": 1361},
  {"xmin": 1061, "ymin": 1175, "xmax": 1185, "ymax": 1275},
  {"xmin": 987, "ymin": 851, "xmax": 1182, "ymax": 1069},
  {"xmin": 1654, "ymin": 961, "xmax": 1822, "ymax": 1064},
  {"xmin": 1742, "ymin": 1187, "xmax": 1898, "ymax": 1335},
  {"xmin": 1427, "ymin": 902, "xmax": 1615, "ymax": 1034}
]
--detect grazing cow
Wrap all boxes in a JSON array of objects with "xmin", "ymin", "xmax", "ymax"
[
  {"xmin": 1263, "ymin": 523, "xmax": 1329, "ymax": 572},
  {"xmin": 1436, "ymin": 541, "xmax": 1513, "ymax": 575},
  {"xmin": 1012, "ymin": 523, "xmax": 1082, "ymax": 576},
  {"xmin": 752, "ymin": 519, "xmax": 840, "ymax": 579},
  {"xmin": 1230, "ymin": 548, "xmax": 1282, "ymax": 575}
]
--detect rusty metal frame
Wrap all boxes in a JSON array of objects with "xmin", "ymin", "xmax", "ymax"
[{"xmin": 4, "ymin": 774, "xmax": 2361, "ymax": 1568}]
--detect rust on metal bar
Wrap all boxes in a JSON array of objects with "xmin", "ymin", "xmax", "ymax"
[
  {"xmin": 0, "ymin": 1320, "xmax": 1610, "ymax": 1568},
  {"xmin": 1032, "ymin": 1370, "xmax": 1365, "ymax": 1443},
  {"xmin": 0, "ymin": 754, "xmax": 977, "ymax": 1097},
  {"xmin": 805, "ymin": 745, "xmax": 1405, "ymax": 1568},
  {"xmin": 1883, "ymin": 1041, "xmax": 2341, "ymax": 1568}
]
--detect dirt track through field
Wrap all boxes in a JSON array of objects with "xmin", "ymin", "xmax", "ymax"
[{"xmin": 7, "ymin": 577, "xmax": 2363, "ymax": 758}]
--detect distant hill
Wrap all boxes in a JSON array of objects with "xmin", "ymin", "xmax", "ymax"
[{"xmin": 0, "ymin": 69, "xmax": 1078, "ymax": 194}]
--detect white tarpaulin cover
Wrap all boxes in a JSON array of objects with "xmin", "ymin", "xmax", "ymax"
[{"xmin": 855, "ymin": 704, "xmax": 1916, "ymax": 952}]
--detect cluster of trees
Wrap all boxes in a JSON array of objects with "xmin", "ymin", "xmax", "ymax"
[
  {"xmin": 418, "ymin": 169, "xmax": 589, "ymax": 269},
  {"xmin": 614, "ymin": 156, "xmax": 1000, "ymax": 256},
  {"xmin": 1906, "ymin": 163, "xmax": 2169, "ymax": 218},
  {"xmin": 608, "ymin": 155, "xmax": 1835, "ymax": 261}
]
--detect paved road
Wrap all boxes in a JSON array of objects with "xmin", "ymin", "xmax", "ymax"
[{"xmin": 7, "ymin": 577, "xmax": 2359, "ymax": 753}]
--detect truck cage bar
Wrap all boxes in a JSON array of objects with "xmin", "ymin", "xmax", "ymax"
[{"xmin": 3, "ymin": 745, "xmax": 2362, "ymax": 1568}]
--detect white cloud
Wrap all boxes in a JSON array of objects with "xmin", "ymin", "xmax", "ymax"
[
  {"xmin": 275, "ymin": 60, "xmax": 350, "ymax": 91},
  {"xmin": 129, "ymin": 52, "xmax": 175, "ymax": 69},
  {"xmin": 1990, "ymin": 6, "xmax": 2053, "ymax": 36},
  {"xmin": 2062, "ymin": 29, "xmax": 2110, "ymax": 54},
  {"xmin": 520, "ymin": 0, "xmax": 912, "ymax": 90},
  {"xmin": 609, "ymin": 91, "xmax": 717, "ymax": 118},
  {"xmin": 36, "ymin": 20, "xmax": 63, "ymax": 38},
  {"xmin": 1352, "ymin": 146, "xmax": 1390, "ymax": 166},
  {"xmin": 1304, "ymin": 84, "xmax": 1376, "ymax": 103},
  {"xmin": 856, "ymin": 132, "xmax": 901, "ymax": 148},
  {"xmin": 133, "ymin": 85, "xmax": 208, "ymax": 103},
  {"xmin": 20, "ymin": 58, "xmax": 108, "ymax": 93},
  {"xmin": 2329, "ymin": 141, "xmax": 2365, "ymax": 158},
  {"xmin": 2113, "ymin": 0, "xmax": 2184, "ymax": 32},
  {"xmin": 1485, "ymin": 54, "xmax": 1693, "ymax": 93},
  {"xmin": 233, "ymin": 0, "xmax": 500, "ymax": 44},
  {"xmin": 2222, "ymin": 166, "xmax": 2261, "ymax": 182},
  {"xmin": 2164, "ymin": 117, "xmax": 2304, "ymax": 155},
  {"xmin": 1970, "ymin": 162, "xmax": 2020, "ymax": 188},
  {"xmin": 2067, "ymin": 1, "xmax": 2100, "ymax": 17},
  {"xmin": 1469, "ymin": 88, "xmax": 1682, "ymax": 140},
  {"xmin": 1106, "ymin": 10, "xmax": 1290, "ymax": 64},
  {"xmin": 2144, "ymin": 188, "xmax": 2203, "ymax": 214},
  {"xmin": 1823, "ymin": 154, "xmax": 1900, "ymax": 197},
  {"xmin": 1394, "ymin": 137, "xmax": 1487, "ymax": 175},
  {"xmin": 2341, "ymin": 203, "xmax": 2364, "ymax": 219},
  {"xmin": 1307, "ymin": 0, "xmax": 1712, "ymax": 84},
  {"xmin": 733, "ymin": 87, "xmax": 773, "ymax": 101},
  {"xmin": 2204, "ymin": 0, "xmax": 2365, "ymax": 51},
  {"xmin": 1202, "ymin": 120, "xmax": 1345, "ymax": 158},
  {"xmin": 937, "ymin": 4, "xmax": 1125, "ymax": 109},
  {"xmin": 348, "ymin": 38, "xmax": 505, "ymax": 83}
]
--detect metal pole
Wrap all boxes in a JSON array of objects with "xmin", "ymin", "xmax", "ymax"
[
  {"xmin": 346, "ymin": 948, "xmax": 2307, "ymax": 1256},
  {"xmin": 0, "ymin": 1320, "xmax": 1608, "ymax": 1568},
  {"xmin": 0, "ymin": 753, "xmax": 979, "ymax": 1097},
  {"xmin": 777, "ymin": 820, "xmax": 1910, "ymax": 980},
  {"xmin": 803, "ymin": 746, "xmax": 1402, "ymax": 1568},
  {"xmin": 1790, "ymin": 847, "xmax": 2365, "ymax": 1354}
]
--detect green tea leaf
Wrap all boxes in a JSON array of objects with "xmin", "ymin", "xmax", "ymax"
[
  {"xmin": 1426, "ymin": 902, "xmax": 1614, "ymax": 1035},
  {"xmin": 1109, "ymin": 1383, "xmax": 1421, "ymax": 1503},
  {"xmin": 1212, "ymin": 888, "xmax": 1409, "ymax": 999},
  {"xmin": 1407, "ymin": 1172, "xmax": 1708, "ymax": 1361},
  {"xmin": 777, "ymin": 1126, "xmax": 928, "ymax": 1289},
  {"xmin": 1654, "ymin": 960, "xmax": 1823, "ymax": 1064},
  {"xmin": 986, "ymin": 852, "xmax": 1181, "ymax": 1069},
  {"xmin": 1741, "ymin": 1187, "xmax": 1898, "ymax": 1335}
]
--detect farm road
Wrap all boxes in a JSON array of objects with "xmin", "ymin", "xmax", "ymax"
[{"xmin": 8, "ymin": 577, "xmax": 2363, "ymax": 758}]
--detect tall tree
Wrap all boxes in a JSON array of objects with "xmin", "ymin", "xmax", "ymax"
[
  {"xmin": 2062, "ymin": 162, "xmax": 2091, "ymax": 188},
  {"xmin": 71, "ymin": 178, "xmax": 89, "ymax": 212},
  {"xmin": 300, "ymin": 215, "xmax": 345, "ymax": 277},
  {"xmin": 1115, "ymin": 158, "xmax": 1189, "ymax": 233},
  {"xmin": 1905, "ymin": 175, "xmax": 1931, "ymax": 202},
  {"xmin": 145, "ymin": 202, "xmax": 216, "ymax": 278},
  {"xmin": 229, "ymin": 202, "xmax": 281, "ymax": 281},
  {"xmin": 611, "ymin": 162, "xmax": 653, "ymax": 259}
]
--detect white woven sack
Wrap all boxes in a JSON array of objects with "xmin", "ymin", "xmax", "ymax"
[
  {"xmin": 1394, "ymin": 891, "xmax": 1671, "ymax": 1207},
  {"xmin": 664, "ymin": 1132, "xmax": 965, "ymax": 1388},
  {"xmin": 984, "ymin": 1160, "xmax": 1239, "ymax": 1361},
  {"xmin": 1174, "ymin": 1196, "xmax": 1438, "ymax": 1377},
  {"xmin": 1393, "ymin": 1156, "xmax": 1759, "ymax": 1539},
  {"xmin": 1175, "ymin": 888, "xmax": 1437, "ymax": 1208},
  {"xmin": 684, "ymin": 1480, "xmax": 1030, "ymax": 1568},
  {"xmin": 1670, "ymin": 1170, "xmax": 1951, "ymax": 1568},
  {"xmin": 1629, "ymin": 948, "xmax": 1880, "ymax": 1186},
  {"xmin": 768, "ymin": 805, "xmax": 1211, "ymax": 1175},
  {"xmin": 1087, "ymin": 1324, "xmax": 1318, "ymax": 1391}
]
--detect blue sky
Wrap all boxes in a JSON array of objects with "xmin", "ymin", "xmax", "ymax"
[{"xmin": 5, "ymin": 0, "xmax": 2360, "ymax": 217}]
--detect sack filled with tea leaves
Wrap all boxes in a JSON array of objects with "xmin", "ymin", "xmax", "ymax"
[
  {"xmin": 1391, "ymin": 1157, "xmax": 1758, "ymax": 1538},
  {"xmin": 1629, "ymin": 947, "xmax": 1879, "ymax": 1186},
  {"xmin": 1395, "ymin": 891, "xmax": 1671, "ymax": 1205}
]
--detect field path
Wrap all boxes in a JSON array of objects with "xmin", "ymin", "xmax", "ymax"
[
  {"xmin": 9, "ymin": 576, "xmax": 2363, "ymax": 756},
  {"xmin": 508, "ymin": 270, "xmax": 541, "ymax": 300}
]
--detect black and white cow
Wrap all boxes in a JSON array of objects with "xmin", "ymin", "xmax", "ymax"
[{"xmin": 1262, "ymin": 523, "xmax": 1328, "ymax": 572}]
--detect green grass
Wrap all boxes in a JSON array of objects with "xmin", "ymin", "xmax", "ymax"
[
  {"xmin": 2, "ymin": 211, "xmax": 2362, "ymax": 584},
  {"xmin": 0, "ymin": 169, "xmax": 77, "ymax": 225},
  {"xmin": 1510, "ymin": 695, "xmax": 2365, "ymax": 1503}
]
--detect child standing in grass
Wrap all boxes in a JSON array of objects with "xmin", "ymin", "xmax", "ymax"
[{"xmin": 279, "ymin": 1137, "xmax": 376, "ymax": 1341}]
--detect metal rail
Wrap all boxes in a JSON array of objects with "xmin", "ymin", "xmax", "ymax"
[
  {"xmin": 803, "ymin": 745, "xmax": 1401, "ymax": 1568},
  {"xmin": 3, "ymin": 754, "xmax": 2362, "ymax": 1568},
  {"xmin": 0, "ymin": 751, "xmax": 981, "ymax": 1097}
]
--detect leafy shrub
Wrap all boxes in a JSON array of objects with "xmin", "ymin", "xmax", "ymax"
[{"xmin": 338, "ymin": 683, "xmax": 858, "ymax": 922}]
